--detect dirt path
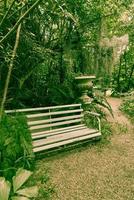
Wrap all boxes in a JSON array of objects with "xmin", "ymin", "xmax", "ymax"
[
  {"xmin": 106, "ymin": 97, "xmax": 132, "ymax": 127},
  {"xmin": 35, "ymin": 98, "xmax": 134, "ymax": 200},
  {"xmin": 106, "ymin": 97, "xmax": 133, "ymax": 147}
]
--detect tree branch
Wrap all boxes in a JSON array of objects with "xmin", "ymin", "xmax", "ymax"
[{"xmin": 0, "ymin": 0, "xmax": 42, "ymax": 44}]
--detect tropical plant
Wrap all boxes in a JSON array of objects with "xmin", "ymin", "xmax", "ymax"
[
  {"xmin": 0, "ymin": 168, "xmax": 38, "ymax": 200},
  {"xmin": 87, "ymin": 86, "xmax": 113, "ymax": 117},
  {"xmin": 91, "ymin": 95, "xmax": 113, "ymax": 117},
  {"xmin": 0, "ymin": 114, "xmax": 33, "ymax": 180}
]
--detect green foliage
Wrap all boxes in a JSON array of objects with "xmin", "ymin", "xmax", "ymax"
[
  {"xmin": 120, "ymin": 98, "xmax": 134, "ymax": 122},
  {"xmin": 0, "ymin": 0, "xmax": 134, "ymax": 108},
  {"xmin": 0, "ymin": 115, "xmax": 34, "ymax": 180},
  {"xmin": 87, "ymin": 89, "xmax": 113, "ymax": 117},
  {"xmin": 0, "ymin": 1, "xmax": 110, "ymax": 107},
  {"xmin": 85, "ymin": 113, "xmax": 112, "ymax": 145},
  {"xmin": 112, "ymin": 50, "xmax": 134, "ymax": 93},
  {"xmin": 84, "ymin": 112, "xmax": 100, "ymax": 130},
  {"xmin": 0, "ymin": 168, "xmax": 38, "ymax": 200},
  {"xmin": 100, "ymin": 119, "xmax": 112, "ymax": 140},
  {"xmin": 46, "ymin": 73, "xmax": 79, "ymax": 105}
]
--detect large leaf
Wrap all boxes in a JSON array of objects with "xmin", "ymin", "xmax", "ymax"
[
  {"xmin": 0, "ymin": 177, "xmax": 11, "ymax": 200},
  {"xmin": 16, "ymin": 186, "xmax": 38, "ymax": 198},
  {"xmin": 12, "ymin": 168, "xmax": 32, "ymax": 193},
  {"xmin": 11, "ymin": 196, "xmax": 29, "ymax": 200}
]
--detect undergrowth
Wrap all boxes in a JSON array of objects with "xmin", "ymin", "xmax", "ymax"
[
  {"xmin": 120, "ymin": 98, "xmax": 134, "ymax": 123},
  {"xmin": 84, "ymin": 102, "xmax": 112, "ymax": 145},
  {"xmin": 86, "ymin": 116, "xmax": 112, "ymax": 144},
  {"xmin": 100, "ymin": 119, "xmax": 112, "ymax": 143},
  {"xmin": 0, "ymin": 114, "xmax": 34, "ymax": 180}
]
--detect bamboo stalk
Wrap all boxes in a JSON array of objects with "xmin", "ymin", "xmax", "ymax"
[
  {"xmin": 0, "ymin": 0, "xmax": 17, "ymax": 27},
  {"xmin": 0, "ymin": 0, "xmax": 42, "ymax": 44},
  {"xmin": 0, "ymin": 23, "xmax": 21, "ymax": 118}
]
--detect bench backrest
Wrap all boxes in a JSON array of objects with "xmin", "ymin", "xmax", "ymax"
[{"xmin": 6, "ymin": 104, "xmax": 84, "ymax": 135}]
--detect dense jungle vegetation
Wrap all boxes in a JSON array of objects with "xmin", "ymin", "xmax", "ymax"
[
  {"xmin": 0, "ymin": 1, "xmax": 134, "ymax": 199},
  {"xmin": 0, "ymin": 0, "xmax": 134, "ymax": 113}
]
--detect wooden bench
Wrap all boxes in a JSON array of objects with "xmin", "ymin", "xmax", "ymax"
[{"xmin": 6, "ymin": 104, "xmax": 101, "ymax": 153}]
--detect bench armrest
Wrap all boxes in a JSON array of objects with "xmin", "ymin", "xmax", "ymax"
[
  {"xmin": 84, "ymin": 111, "xmax": 101, "ymax": 132},
  {"xmin": 84, "ymin": 111, "xmax": 101, "ymax": 117}
]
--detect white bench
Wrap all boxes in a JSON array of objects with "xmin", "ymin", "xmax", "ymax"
[{"xmin": 6, "ymin": 104, "xmax": 101, "ymax": 153}]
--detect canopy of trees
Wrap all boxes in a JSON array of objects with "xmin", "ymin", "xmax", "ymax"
[{"xmin": 0, "ymin": 0, "xmax": 134, "ymax": 112}]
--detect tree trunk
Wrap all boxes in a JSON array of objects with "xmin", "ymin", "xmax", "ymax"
[
  {"xmin": 0, "ymin": 23, "xmax": 21, "ymax": 119},
  {"xmin": 117, "ymin": 56, "xmax": 122, "ymax": 92}
]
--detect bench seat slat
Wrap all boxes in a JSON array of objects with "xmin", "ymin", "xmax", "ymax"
[
  {"xmin": 33, "ymin": 128, "xmax": 99, "ymax": 147},
  {"xmin": 28, "ymin": 114, "xmax": 83, "ymax": 126},
  {"xmin": 32, "ymin": 124, "xmax": 85, "ymax": 137},
  {"xmin": 27, "ymin": 109, "xmax": 83, "ymax": 118},
  {"xmin": 33, "ymin": 132, "xmax": 101, "ymax": 152},
  {"xmin": 32, "ymin": 124, "xmax": 87, "ymax": 139},
  {"xmin": 30, "ymin": 118, "xmax": 82, "ymax": 130}
]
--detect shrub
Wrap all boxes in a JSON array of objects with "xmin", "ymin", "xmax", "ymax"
[
  {"xmin": 0, "ymin": 114, "xmax": 34, "ymax": 180},
  {"xmin": 120, "ymin": 98, "xmax": 134, "ymax": 123}
]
